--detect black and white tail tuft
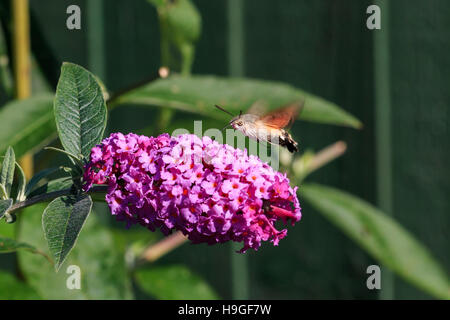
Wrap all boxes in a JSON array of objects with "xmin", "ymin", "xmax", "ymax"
[{"xmin": 279, "ymin": 130, "xmax": 299, "ymax": 153}]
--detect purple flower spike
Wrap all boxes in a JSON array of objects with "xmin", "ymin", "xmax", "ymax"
[{"xmin": 83, "ymin": 133, "xmax": 301, "ymax": 252}]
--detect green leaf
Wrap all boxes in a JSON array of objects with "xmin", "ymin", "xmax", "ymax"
[
  {"xmin": 301, "ymin": 183, "xmax": 450, "ymax": 299},
  {"xmin": 0, "ymin": 94, "xmax": 56, "ymax": 158},
  {"xmin": 135, "ymin": 265, "xmax": 219, "ymax": 300},
  {"xmin": 54, "ymin": 62, "xmax": 107, "ymax": 159},
  {"xmin": 15, "ymin": 162, "xmax": 26, "ymax": 201},
  {"xmin": 0, "ymin": 271, "xmax": 40, "ymax": 299},
  {"xmin": 18, "ymin": 203, "xmax": 132, "ymax": 299},
  {"xmin": 28, "ymin": 177, "xmax": 72, "ymax": 198},
  {"xmin": 25, "ymin": 167, "xmax": 61, "ymax": 196},
  {"xmin": 0, "ymin": 146, "xmax": 15, "ymax": 197},
  {"xmin": 0, "ymin": 198, "xmax": 12, "ymax": 219},
  {"xmin": 42, "ymin": 194, "xmax": 93, "ymax": 271},
  {"xmin": 112, "ymin": 75, "xmax": 362, "ymax": 128}
]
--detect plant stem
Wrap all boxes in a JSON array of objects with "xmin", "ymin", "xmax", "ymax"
[
  {"xmin": 138, "ymin": 231, "xmax": 187, "ymax": 264},
  {"xmin": 7, "ymin": 185, "xmax": 108, "ymax": 214},
  {"xmin": 13, "ymin": 0, "xmax": 34, "ymax": 179},
  {"xmin": 293, "ymin": 141, "xmax": 347, "ymax": 182},
  {"xmin": 107, "ymin": 68, "xmax": 169, "ymax": 107},
  {"xmin": 305, "ymin": 141, "xmax": 347, "ymax": 175}
]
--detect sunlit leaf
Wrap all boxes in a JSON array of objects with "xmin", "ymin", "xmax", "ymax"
[
  {"xmin": 42, "ymin": 194, "xmax": 92, "ymax": 271},
  {"xmin": 112, "ymin": 75, "xmax": 362, "ymax": 128},
  {"xmin": 54, "ymin": 62, "xmax": 107, "ymax": 159}
]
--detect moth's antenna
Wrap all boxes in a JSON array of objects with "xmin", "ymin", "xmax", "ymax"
[
  {"xmin": 239, "ymin": 110, "xmax": 242, "ymax": 117},
  {"xmin": 222, "ymin": 123, "xmax": 232, "ymax": 131},
  {"xmin": 215, "ymin": 104, "xmax": 234, "ymax": 117}
]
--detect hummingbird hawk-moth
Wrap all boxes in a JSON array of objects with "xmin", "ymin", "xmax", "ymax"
[{"xmin": 215, "ymin": 100, "xmax": 303, "ymax": 153}]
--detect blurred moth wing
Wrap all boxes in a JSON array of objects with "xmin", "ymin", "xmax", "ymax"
[
  {"xmin": 258, "ymin": 101, "xmax": 303, "ymax": 130},
  {"xmin": 246, "ymin": 99, "xmax": 270, "ymax": 115}
]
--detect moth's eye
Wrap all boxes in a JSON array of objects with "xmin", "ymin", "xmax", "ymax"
[{"xmin": 237, "ymin": 121, "xmax": 243, "ymax": 126}]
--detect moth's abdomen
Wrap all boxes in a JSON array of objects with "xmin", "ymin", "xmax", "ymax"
[
  {"xmin": 235, "ymin": 124, "xmax": 298, "ymax": 153},
  {"xmin": 279, "ymin": 130, "xmax": 299, "ymax": 153}
]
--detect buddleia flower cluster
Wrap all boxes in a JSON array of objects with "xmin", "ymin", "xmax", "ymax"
[{"xmin": 83, "ymin": 132, "xmax": 301, "ymax": 252}]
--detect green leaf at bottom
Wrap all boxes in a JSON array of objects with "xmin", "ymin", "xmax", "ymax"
[{"xmin": 42, "ymin": 194, "xmax": 92, "ymax": 271}]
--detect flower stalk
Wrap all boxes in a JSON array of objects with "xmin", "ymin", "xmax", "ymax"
[
  {"xmin": 139, "ymin": 231, "xmax": 188, "ymax": 263},
  {"xmin": 293, "ymin": 141, "xmax": 347, "ymax": 182}
]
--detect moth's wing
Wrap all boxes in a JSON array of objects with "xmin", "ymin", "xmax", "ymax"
[
  {"xmin": 260, "ymin": 100, "xmax": 304, "ymax": 129},
  {"xmin": 246, "ymin": 100, "xmax": 269, "ymax": 115}
]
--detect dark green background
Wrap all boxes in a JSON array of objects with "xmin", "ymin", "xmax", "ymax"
[{"xmin": 8, "ymin": 0, "xmax": 449, "ymax": 299}]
